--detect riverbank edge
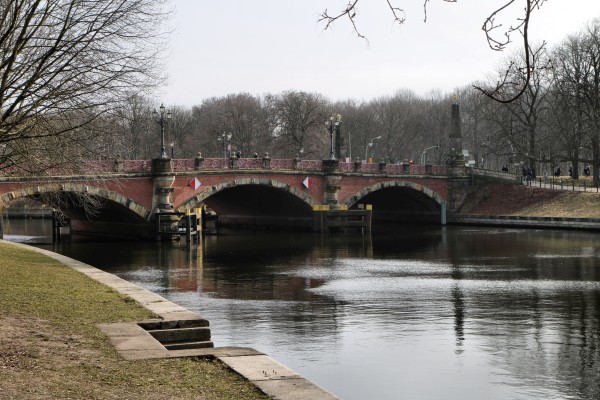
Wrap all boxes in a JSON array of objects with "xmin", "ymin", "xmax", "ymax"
[
  {"xmin": 0, "ymin": 240, "xmax": 339, "ymax": 400},
  {"xmin": 449, "ymin": 214, "xmax": 600, "ymax": 231}
]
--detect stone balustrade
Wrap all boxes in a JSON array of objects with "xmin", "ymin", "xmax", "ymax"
[{"xmin": 0, "ymin": 158, "xmax": 449, "ymax": 177}]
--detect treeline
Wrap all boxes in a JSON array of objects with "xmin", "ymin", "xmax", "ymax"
[{"xmin": 99, "ymin": 19, "xmax": 600, "ymax": 181}]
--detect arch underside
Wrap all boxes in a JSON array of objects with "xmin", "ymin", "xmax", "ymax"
[
  {"xmin": 346, "ymin": 181, "xmax": 445, "ymax": 225},
  {"xmin": 178, "ymin": 180, "xmax": 316, "ymax": 229},
  {"xmin": 1, "ymin": 183, "xmax": 153, "ymax": 237}
]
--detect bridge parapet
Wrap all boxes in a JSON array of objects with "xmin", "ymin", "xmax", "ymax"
[
  {"xmin": 0, "ymin": 157, "xmax": 449, "ymax": 177},
  {"xmin": 338, "ymin": 162, "xmax": 448, "ymax": 175},
  {"xmin": 141, "ymin": 158, "xmax": 447, "ymax": 175},
  {"xmin": 469, "ymin": 167, "xmax": 519, "ymax": 182}
]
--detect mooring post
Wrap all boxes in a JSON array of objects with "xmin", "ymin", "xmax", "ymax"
[
  {"xmin": 51, "ymin": 210, "xmax": 59, "ymax": 243},
  {"xmin": 185, "ymin": 210, "xmax": 192, "ymax": 244},
  {"xmin": 365, "ymin": 204, "xmax": 372, "ymax": 233},
  {"xmin": 155, "ymin": 213, "xmax": 161, "ymax": 241},
  {"xmin": 312, "ymin": 205, "xmax": 328, "ymax": 232},
  {"xmin": 194, "ymin": 207, "xmax": 203, "ymax": 244}
]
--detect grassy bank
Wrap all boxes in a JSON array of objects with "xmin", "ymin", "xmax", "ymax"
[
  {"xmin": 0, "ymin": 242, "xmax": 269, "ymax": 400},
  {"xmin": 460, "ymin": 183, "xmax": 600, "ymax": 218}
]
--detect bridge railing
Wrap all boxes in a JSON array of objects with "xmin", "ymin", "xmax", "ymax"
[
  {"xmin": 469, "ymin": 167, "xmax": 519, "ymax": 182},
  {"xmin": 0, "ymin": 158, "xmax": 449, "ymax": 177},
  {"xmin": 338, "ymin": 161, "xmax": 448, "ymax": 175}
]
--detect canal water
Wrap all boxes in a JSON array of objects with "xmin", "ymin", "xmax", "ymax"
[{"xmin": 3, "ymin": 218, "xmax": 600, "ymax": 400}]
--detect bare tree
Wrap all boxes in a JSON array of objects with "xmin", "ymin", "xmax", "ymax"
[
  {"xmin": 264, "ymin": 91, "xmax": 329, "ymax": 159},
  {"xmin": 0, "ymin": 0, "xmax": 170, "ymax": 173},
  {"xmin": 370, "ymin": 91, "xmax": 421, "ymax": 163},
  {"xmin": 419, "ymin": 91, "xmax": 452, "ymax": 164},
  {"xmin": 551, "ymin": 19, "xmax": 600, "ymax": 183},
  {"xmin": 483, "ymin": 45, "xmax": 551, "ymax": 171},
  {"xmin": 190, "ymin": 93, "xmax": 269, "ymax": 158},
  {"xmin": 165, "ymin": 105, "xmax": 194, "ymax": 159},
  {"xmin": 334, "ymin": 99, "xmax": 379, "ymax": 161},
  {"xmin": 109, "ymin": 94, "xmax": 156, "ymax": 160}
]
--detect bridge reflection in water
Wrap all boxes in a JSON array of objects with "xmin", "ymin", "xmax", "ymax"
[{"xmin": 5, "ymin": 220, "xmax": 600, "ymax": 400}]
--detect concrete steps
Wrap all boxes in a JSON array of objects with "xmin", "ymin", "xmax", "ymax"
[{"xmin": 138, "ymin": 319, "xmax": 214, "ymax": 350}]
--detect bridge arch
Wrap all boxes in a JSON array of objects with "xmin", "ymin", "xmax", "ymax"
[
  {"xmin": 344, "ymin": 180, "xmax": 447, "ymax": 225},
  {"xmin": 345, "ymin": 180, "xmax": 445, "ymax": 208},
  {"xmin": 0, "ymin": 182, "xmax": 152, "ymax": 221},
  {"xmin": 177, "ymin": 177, "xmax": 319, "ymax": 229},
  {"xmin": 177, "ymin": 177, "xmax": 318, "ymax": 211}
]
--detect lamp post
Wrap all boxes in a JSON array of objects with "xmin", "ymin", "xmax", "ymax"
[
  {"xmin": 325, "ymin": 114, "xmax": 342, "ymax": 160},
  {"xmin": 420, "ymin": 145, "xmax": 439, "ymax": 165},
  {"xmin": 365, "ymin": 135, "xmax": 382, "ymax": 162},
  {"xmin": 299, "ymin": 147, "xmax": 304, "ymax": 159},
  {"xmin": 169, "ymin": 142, "xmax": 174, "ymax": 159},
  {"xmin": 217, "ymin": 132, "xmax": 232, "ymax": 160},
  {"xmin": 153, "ymin": 104, "xmax": 171, "ymax": 159}
]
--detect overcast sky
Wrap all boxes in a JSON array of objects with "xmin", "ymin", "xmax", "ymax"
[{"xmin": 161, "ymin": 1, "xmax": 600, "ymax": 107}]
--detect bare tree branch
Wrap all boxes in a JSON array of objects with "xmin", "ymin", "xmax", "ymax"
[
  {"xmin": 320, "ymin": 0, "xmax": 546, "ymax": 103},
  {"xmin": 476, "ymin": 0, "xmax": 547, "ymax": 103}
]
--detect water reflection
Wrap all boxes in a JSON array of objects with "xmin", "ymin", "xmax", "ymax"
[{"xmin": 5, "ymin": 219, "xmax": 600, "ymax": 400}]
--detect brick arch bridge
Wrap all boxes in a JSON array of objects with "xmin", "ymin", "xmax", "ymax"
[{"xmin": 0, "ymin": 156, "xmax": 489, "ymax": 238}]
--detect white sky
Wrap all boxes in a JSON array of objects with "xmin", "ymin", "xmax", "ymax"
[{"xmin": 161, "ymin": 1, "xmax": 600, "ymax": 107}]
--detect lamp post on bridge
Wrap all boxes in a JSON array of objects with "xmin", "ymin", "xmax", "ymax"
[
  {"xmin": 420, "ymin": 145, "xmax": 439, "ymax": 165},
  {"xmin": 325, "ymin": 114, "xmax": 342, "ymax": 160},
  {"xmin": 217, "ymin": 132, "xmax": 232, "ymax": 160},
  {"xmin": 169, "ymin": 142, "xmax": 174, "ymax": 159},
  {"xmin": 153, "ymin": 104, "xmax": 171, "ymax": 159},
  {"xmin": 365, "ymin": 135, "xmax": 382, "ymax": 162}
]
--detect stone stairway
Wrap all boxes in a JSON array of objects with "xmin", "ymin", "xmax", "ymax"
[{"xmin": 138, "ymin": 319, "xmax": 213, "ymax": 350}]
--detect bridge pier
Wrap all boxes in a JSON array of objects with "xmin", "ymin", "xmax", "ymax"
[
  {"xmin": 152, "ymin": 158, "xmax": 179, "ymax": 239},
  {"xmin": 323, "ymin": 159, "xmax": 341, "ymax": 209}
]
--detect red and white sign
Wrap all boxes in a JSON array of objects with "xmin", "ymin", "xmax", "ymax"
[
  {"xmin": 188, "ymin": 177, "xmax": 201, "ymax": 190},
  {"xmin": 302, "ymin": 177, "xmax": 312, "ymax": 189}
]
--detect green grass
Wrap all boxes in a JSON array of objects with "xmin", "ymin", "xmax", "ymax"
[{"xmin": 0, "ymin": 242, "xmax": 270, "ymax": 400}]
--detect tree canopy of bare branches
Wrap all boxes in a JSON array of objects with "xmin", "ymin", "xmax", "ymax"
[{"xmin": 0, "ymin": 0, "xmax": 171, "ymax": 173}]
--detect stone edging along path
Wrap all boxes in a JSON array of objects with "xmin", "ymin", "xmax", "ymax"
[
  {"xmin": 2, "ymin": 240, "xmax": 338, "ymax": 400},
  {"xmin": 448, "ymin": 215, "xmax": 600, "ymax": 231}
]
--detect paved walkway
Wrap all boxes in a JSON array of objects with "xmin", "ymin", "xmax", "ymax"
[
  {"xmin": 523, "ymin": 178, "xmax": 600, "ymax": 192},
  {"xmin": 3, "ymin": 240, "xmax": 339, "ymax": 400}
]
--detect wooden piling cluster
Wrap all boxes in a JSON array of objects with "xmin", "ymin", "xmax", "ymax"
[
  {"xmin": 155, "ymin": 207, "xmax": 204, "ymax": 243},
  {"xmin": 312, "ymin": 204, "xmax": 372, "ymax": 233}
]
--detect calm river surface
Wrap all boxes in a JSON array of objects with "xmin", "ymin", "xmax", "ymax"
[{"xmin": 4, "ymin": 218, "xmax": 600, "ymax": 400}]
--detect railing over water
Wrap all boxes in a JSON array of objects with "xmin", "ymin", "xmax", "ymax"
[{"xmin": 0, "ymin": 158, "xmax": 449, "ymax": 177}]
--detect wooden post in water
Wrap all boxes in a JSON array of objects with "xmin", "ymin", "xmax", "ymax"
[
  {"xmin": 51, "ymin": 210, "xmax": 59, "ymax": 243},
  {"xmin": 195, "ymin": 208, "xmax": 202, "ymax": 244},
  {"xmin": 185, "ymin": 209, "xmax": 192, "ymax": 244},
  {"xmin": 312, "ymin": 205, "xmax": 328, "ymax": 232},
  {"xmin": 365, "ymin": 204, "xmax": 372, "ymax": 233}
]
